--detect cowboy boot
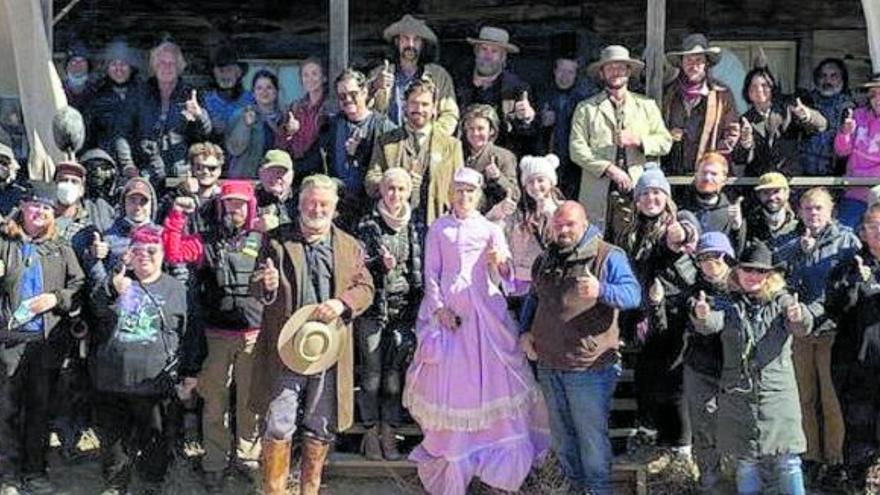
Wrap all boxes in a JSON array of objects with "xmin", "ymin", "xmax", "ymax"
[
  {"xmin": 261, "ymin": 438, "xmax": 291, "ymax": 495},
  {"xmin": 379, "ymin": 423, "xmax": 403, "ymax": 461},
  {"xmin": 360, "ymin": 425, "xmax": 382, "ymax": 461},
  {"xmin": 300, "ymin": 437, "xmax": 330, "ymax": 495}
]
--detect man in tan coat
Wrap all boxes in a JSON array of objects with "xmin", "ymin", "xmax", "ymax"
[
  {"xmin": 369, "ymin": 14, "xmax": 459, "ymax": 136},
  {"xmin": 366, "ymin": 77, "xmax": 463, "ymax": 228},
  {"xmin": 249, "ymin": 174, "xmax": 374, "ymax": 495},
  {"xmin": 570, "ymin": 45, "xmax": 673, "ymax": 240}
]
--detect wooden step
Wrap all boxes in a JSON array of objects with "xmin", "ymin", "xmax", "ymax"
[
  {"xmin": 344, "ymin": 424, "xmax": 639, "ymax": 439},
  {"xmin": 325, "ymin": 453, "xmax": 647, "ymax": 495}
]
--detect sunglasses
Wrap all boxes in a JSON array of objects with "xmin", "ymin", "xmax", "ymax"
[{"xmin": 131, "ymin": 245, "xmax": 161, "ymax": 257}]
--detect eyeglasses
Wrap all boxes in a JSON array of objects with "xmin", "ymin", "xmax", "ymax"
[{"xmin": 131, "ymin": 245, "xmax": 161, "ymax": 257}]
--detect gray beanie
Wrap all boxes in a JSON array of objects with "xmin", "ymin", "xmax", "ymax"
[
  {"xmin": 634, "ymin": 162, "xmax": 670, "ymax": 198},
  {"xmin": 102, "ymin": 40, "xmax": 139, "ymax": 68}
]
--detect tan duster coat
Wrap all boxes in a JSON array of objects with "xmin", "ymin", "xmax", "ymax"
[
  {"xmin": 365, "ymin": 126, "xmax": 463, "ymax": 226},
  {"xmin": 369, "ymin": 62, "xmax": 460, "ymax": 136},
  {"xmin": 569, "ymin": 91, "xmax": 673, "ymax": 231},
  {"xmin": 248, "ymin": 225, "xmax": 375, "ymax": 432}
]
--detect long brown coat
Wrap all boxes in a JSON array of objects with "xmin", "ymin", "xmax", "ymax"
[
  {"xmin": 248, "ymin": 224, "xmax": 375, "ymax": 432},
  {"xmin": 365, "ymin": 126, "xmax": 463, "ymax": 226}
]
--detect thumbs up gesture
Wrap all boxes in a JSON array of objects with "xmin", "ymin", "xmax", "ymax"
[
  {"xmin": 728, "ymin": 197, "xmax": 745, "ymax": 230},
  {"xmin": 693, "ymin": 290, "xmax": 711, "ymax": 320},
  {"xmin": 285, "ymin": 110, "xmax": 301, "ymax": 135},
  {"xmin": 740, "ymin": 116, "xmax": 754, "ymax": 149},
  {"xmin": 791, "ymin": 97, "xmax": 809, "ymax": 121},
  {"xmin": 243, "ymin": 104, "xmax": 257, "ymax": 127},
  {"xmin": 855, "ymin": 254, "xmax": 872, "ymax": 283},
  {"xmin": 378, "ymin": 59, "xmax": 394, "ymax": 90},
  {"xmin": 261, "ymin": 258, "xmax": 280, "ymax": 293},
  {"xmin": 486, "ymin": 240, "xmax": 508, "ymax": 268},
  {"xmin": 576, "ymin": 264, "xmax": 601, "ymax": 299},
  {"xmin": 484, "ymin": 156, "xmax": 501, "ymax": 180},
  {"xmin": 800, "ymin": 227, "xmax": 817, "ymax": 253},
  {"xmin": 380, "ymin": 245, "xmax": 397, "ymax": 271},
  {"xmin": 112, "ymin": 251, "xmax": 133, "ymax": 295},
  {"xmin": 648, "ymin": 278, "xmax": 665, "ymax": 306},
  {"xmin": 181, "ymin": 89, "xmax": 203, "ymax": 122},
  {"xmin": 514, "ymin": 90, "xmax": 535, "ymax": 123},
  {"xmin": 841, "ymin": 108, "xmax": 856, "ymax": 135},
  {"xmin": 786, "ymin": 293, "xmax": 804, "ymax": 323},
  {"xmin": 91, "ymin": 231, "xmax": 109, "ymax": 260}
]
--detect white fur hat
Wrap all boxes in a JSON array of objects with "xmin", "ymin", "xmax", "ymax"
[{"xmin": 519, "ymin": 154, "xmax": 560, "ymax": 186}]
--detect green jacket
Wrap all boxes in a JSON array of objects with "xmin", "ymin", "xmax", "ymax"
[
  {"xmin": 693, "ymin": 289, "xmax": 813, "ymax": 457},
  {"xmin": 569, "ymin": 91, "xmax": 672, "ymax": 232}
]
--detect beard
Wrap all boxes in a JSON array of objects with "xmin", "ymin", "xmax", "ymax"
[
  {"xmin": 475, "ymin": 58, "xmax": 503, "ymax": 78},
  {"xmin": 818, "ymin": 83, "xmax": 842, "ymax": 97},
  {"xmin": 400, "ymin": 47, "xmax": 420, "ymax": 62},
  {"xmin": 216, "ymin": 77, "xmax": 239, "ymax": 90}
]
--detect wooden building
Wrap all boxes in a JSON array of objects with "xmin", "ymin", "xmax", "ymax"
[{"xmin": 50, "ymin": 0, "xmax": 872, "ymax": 105}]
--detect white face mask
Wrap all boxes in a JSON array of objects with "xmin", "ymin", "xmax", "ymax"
[{"xmin": 56, "ymin": 181, "xmax": 82, "ymax": 206}]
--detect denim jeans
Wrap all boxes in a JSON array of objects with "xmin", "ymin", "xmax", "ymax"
[
  {"xmin": 537, "ymin": 363, "xmax": 621, "ymax": 495},
  {"xmin": 736, "ymin": 454, "xmax": 805, "ymax": 495}
]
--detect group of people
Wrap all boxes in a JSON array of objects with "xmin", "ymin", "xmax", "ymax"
[{"xmin": 0, "ymin": 11, "xmax": 879, "ymax": 495}]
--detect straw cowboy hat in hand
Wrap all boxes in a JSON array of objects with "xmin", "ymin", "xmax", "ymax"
[
  {"xmin": 587, "ymin": 45, "xmax": 645, "ymax": 79},
  {"xmin": 467, "ymin": 26, "xmax": 519, "ymax": 54},
  {"xmin": 667, "ymin": 33, "xmax": 722, "ymax": 67},
  {"xmin": 383, "ymin": 14, "xmax": 438, "ymax": 44},
  {"xmin": 862, "ymin": 73, "xmax": 880, "ymax": 89},
  {"xmin": 277, "ymin": 304, "xmax": 347, "ymax": 375}
]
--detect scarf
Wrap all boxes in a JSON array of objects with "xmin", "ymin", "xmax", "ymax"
[
  {"xmin": 378, "ymin": 201, "xmax": 412, "ymax": 232},
  {"xmin": 679, "ymin": 74, "xmax": 708, "ymax": 107},
  {"xmin": 18, "ymin": 242, "xmax": 45, "ymax": 333}
]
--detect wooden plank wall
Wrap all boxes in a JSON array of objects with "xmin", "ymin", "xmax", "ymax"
[{"xmin": 52, "ymin": 0, "xmax": 870, "ymax": 99}]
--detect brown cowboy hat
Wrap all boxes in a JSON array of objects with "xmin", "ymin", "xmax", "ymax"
[
  {"xmin": 277, "ymin": 304, "xmax": 346, "ymax": 375},
  {"xmin": 383, "ymin": 14, "xmax": 438, "ymax": 44},
  {"xmin": 587, "ymin": 45, "xmax": 645, "ymax": 80},
  {"xmin": 467, "ymin": 26, "xmax": 519, "ymax": 54},
  {"xmin": 667, "ymin": 33, "xmax": 722, "ymax": 67}
]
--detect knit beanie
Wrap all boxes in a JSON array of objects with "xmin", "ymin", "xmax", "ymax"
[
  {"xmin": 635, "ymin": 162, "xmax": 670, "ymax": 198},
  {"xmin": 519, "ymin": 154, "xmax": 560, "ymax": 186}
]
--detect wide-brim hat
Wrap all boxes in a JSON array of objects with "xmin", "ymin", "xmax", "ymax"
[
  {"xmin": 277, "ymin": 304, "xmax": 346, "ymax": 375},
  {"xmin": 862, "ymin": 74, "xmax": 880, "ymax": 89},
  {"xmin": 383, "ymin": 14, "xmax": 438, "ymax": 45},
  {"xmin": 738, "ymin": 240, "xmax": 776, "ymax": 271},
  {"xmin": 667, "ymin": 33, "xmax": 722, "ymax": 67},
  {"xmin": 467, "ymin": 26, "xmax": 519, "ymax": 54},
  {"xmin": 587, "ymin": 45, "xmax": 645, "ymax": 79}
]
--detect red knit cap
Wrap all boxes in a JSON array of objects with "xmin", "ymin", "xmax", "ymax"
[{"xmin": 220, "ymin": 180, "xmax": 255, "ymax": 201}]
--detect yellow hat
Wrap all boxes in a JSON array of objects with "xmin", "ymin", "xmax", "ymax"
[{"xmin": 754, "ymin": 172, "xmax": 789, "ymax": 191}]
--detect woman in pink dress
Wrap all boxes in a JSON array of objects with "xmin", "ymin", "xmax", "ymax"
[{"xmin": 403, "ymin": 167, "xmax": 549, "ymax": 495}]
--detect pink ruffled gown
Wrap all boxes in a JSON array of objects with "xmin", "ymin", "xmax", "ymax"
[{"xmin": 403, "ymin": 211, "xmax": 550, "ymax": 495}]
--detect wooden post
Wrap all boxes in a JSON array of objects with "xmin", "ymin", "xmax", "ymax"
[
  {"xmin": 41, "ymin": 0, "xmax": 52, "ymax": 51},
  {"xmin": 645, "ymin": 0, "xmax": 666, "ymax": 104},
  {"xmin": 329, "ymin": 0, "xmax": 349, "ymax": 83},
  {"xmin": 863, "ymin": 0, "xmax": 880, "ymax": 74}
]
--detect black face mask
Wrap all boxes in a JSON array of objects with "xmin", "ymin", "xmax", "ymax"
[{"xmin": 85, "ymin": 160, "xmax": 117, "ymax": 198}]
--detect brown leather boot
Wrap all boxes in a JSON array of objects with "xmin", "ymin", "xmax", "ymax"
[
  {"xmin": 360, "ymin": 425, "xmax": 383, "ymax": 461},
  {"xmin": 300, "ymin": 437, "xmax": 330, "ymax": 495},
  {"xmin": 380, "ymin": 423, "xmax": 403, "ymax": 461},
  {"xmin": 261, "ymin": 438, "xmax": 291, "ymax": 495}
]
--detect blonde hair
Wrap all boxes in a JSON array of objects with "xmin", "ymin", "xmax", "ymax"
[
  {"xmin": 188, "ymin": 142, "xmax": 225, "ymax": 165},
  {"xmin": 800, "ymin": 187, "xmax": 834, "ymax": 207},
  {"xmin": 729, "ymin": 269, "xmax": 786, "ymax": 302},
  {"xmin": 149, "ymin": 41, "xmax": 186, "ymax": 76},
  {"xmin": 697, "ymin": 151, "xmax": 729, "ymax": 175}
]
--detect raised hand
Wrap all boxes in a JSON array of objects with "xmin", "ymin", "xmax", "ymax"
[
  {"xmin": 800, "ymin": 227, "xmax": 816, "ymax": 253},
  {"xmin": 112, "ymin": 251, "xmax": 133, "ymax": 295},
  {"xmin": 261, "ymin": 257, "xmax": 279, "ymax": 293},
  {"xmin": 786, "ymin": 293, "xmax": 803, "ymax": 323},
  {"xmin": 380, "ymin": 245, "xmax": 397, "ymax": 271},
  {"xmin": 91, "ymin": 231, "xmax": 109, "ymax": 260},
  {"xmin": 285, "ymin": 110, "xmax": 301, "ymax": 135},
  {"xmin": 855, "ymin": 254, "xmax": 872, "ymax": 282},
  {"xmin": 577, "ymin": 264, "xmax": 601, "ymax": 299},
  {"xmin": 514, "ymin": 90, "xmax": 535, "ymax": 123},
  {"xmin": 174, "ymin": 195, "xmax": 196, "ymax": 214},
  {"xmin": 728, "ymin": 197, "xmax": 744, "ymax": 230},
  {"xmin": 693, "ymin": 290, "xmax": 711, "ymax": 319},
  {"xmin": 181, "ymin": 90, "xmax": 203, "ymax": 122},
  {"xmin": 378, "ymin": 59, "xmax": 394, "ymax": 90},
  {"xmin": 740, "ymin": 116, "xmax": 754, "ymax": 149},
  {"xmin": 484, "ymin": 156, "xmax": 501, "ymax": 180},
  {"xmin": 243, "ymin": 104, "xmax": 257, "ymax": 127},
  {"xmin": 791, "ymin": 97, "xmax": 809, "ymax": 120},
  {"xmin": 841, "ymin": 108, "xmax": 856, "ymax": 135}
]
